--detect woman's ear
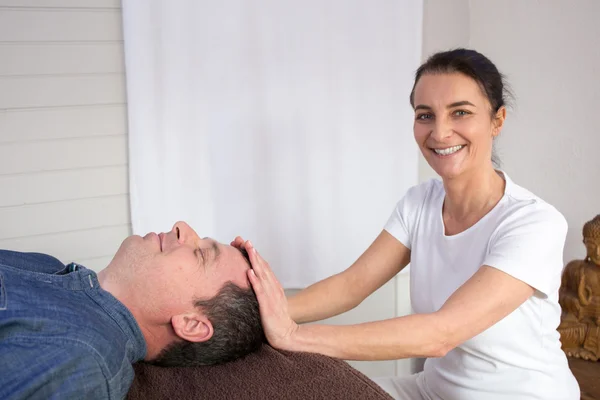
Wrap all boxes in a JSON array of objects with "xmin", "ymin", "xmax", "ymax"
[
  {"xmin": 492, "ymin": 106, "xmax": 507, "ymax": 137},
  {"xmin": 171, "ymin": 312, "xmax": 214, "ymax": 343}
]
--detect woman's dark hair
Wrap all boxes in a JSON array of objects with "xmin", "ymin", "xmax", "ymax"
[{"xmin": 410, "ymin": 48, "xmax": 513, "ymax": 166}]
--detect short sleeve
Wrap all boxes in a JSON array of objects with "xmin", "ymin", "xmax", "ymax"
[
  {"xmin": 384, "ymin": 181, "xmax": 436, "ymax": 250},
  {"xmin": 483, "ymin": 205, "xmax": 568, "ymax": 297}
]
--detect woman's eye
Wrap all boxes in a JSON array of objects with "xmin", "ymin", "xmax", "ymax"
[
  {"xmin": 454, "ymin": 110, "xmax": 469, "ymax": 116},
  {"xmin": 416, "ymin": 113, "xmax": 432, "ymax": 120}
]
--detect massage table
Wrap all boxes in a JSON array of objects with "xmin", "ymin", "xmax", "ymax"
[{"xmin": 127, "ymin": 344, "xmax": 393, "ymax": 399}]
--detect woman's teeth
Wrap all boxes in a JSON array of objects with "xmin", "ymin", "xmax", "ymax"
[{"xmin": 433, "ymin": 145, "xmax": 464, "ymax": 156}]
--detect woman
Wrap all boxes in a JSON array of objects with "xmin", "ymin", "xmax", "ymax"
[{"xmin": 233, "ymin": 49, "xmax": 580, "ymax": 400}]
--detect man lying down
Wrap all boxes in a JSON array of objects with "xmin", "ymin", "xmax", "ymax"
[{"xmin": 0, "ymin": 221, "xmax": 265, "ymax": 400}]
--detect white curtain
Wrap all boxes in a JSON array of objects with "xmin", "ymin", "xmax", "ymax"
[{"xmin": 122, "ymin": 1, "xmax": 422, "ymax": 288}]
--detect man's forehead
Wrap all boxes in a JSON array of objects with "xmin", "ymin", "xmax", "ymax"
[
  {"xmin": 234, "ymin": 246, "xmax": 251, "ymax": 268},
  {"xmin": 210, "ymin": 241, "xmax": 250, "ymax": 269},
  {"xmin": 218, "ymin": 245, "xmax": 252, "ymax": 289}
]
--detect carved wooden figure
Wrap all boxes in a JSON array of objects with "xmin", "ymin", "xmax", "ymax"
[{"xmin": 558, "ymin": 215, "xmax": 600, "ymax": 361}]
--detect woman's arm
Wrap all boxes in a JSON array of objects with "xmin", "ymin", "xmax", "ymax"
[
  {"xmin": 234, "ymin": 230, "xmax": 410, "ymax": 324},
  {"xmin": 247, "ymin": 243, "xmax": 534, "ymax": 360},
  {"xmin": 287, "ymin": 230, "xmax": 411, "ymax": 323}
]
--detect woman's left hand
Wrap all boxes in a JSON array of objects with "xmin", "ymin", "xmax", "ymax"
[{"xmin": 243, "ymin": 241, "xmax": 299, "ymax": 350}]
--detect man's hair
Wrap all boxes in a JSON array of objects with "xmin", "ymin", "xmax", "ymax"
[{"xmin": 151, "ymin": 249, "xmax": 265, "ymax": 366}]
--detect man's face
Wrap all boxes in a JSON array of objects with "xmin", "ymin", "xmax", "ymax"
[{"xmin": 108, "ymin": 221, "xmax": 251, "ymax": 316}]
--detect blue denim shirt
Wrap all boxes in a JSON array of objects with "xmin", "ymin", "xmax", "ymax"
[{"xmin": 0, "ymin": 250, "xmax": 147, "ymax": 400}]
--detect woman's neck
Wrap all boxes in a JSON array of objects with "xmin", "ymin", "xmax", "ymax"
[{"xmin": 442, "ymin": 166, "xmax": 505, "ymax": 233}]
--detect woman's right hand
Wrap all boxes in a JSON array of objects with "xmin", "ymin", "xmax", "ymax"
[{"xmin": 230, "ymin": 236, "xmax": 247, "ymax": 250}]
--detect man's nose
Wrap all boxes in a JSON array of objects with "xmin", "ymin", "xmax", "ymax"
[{"xmin": 171, "ymin": 221, "xmax": 200, "ymax": 246}]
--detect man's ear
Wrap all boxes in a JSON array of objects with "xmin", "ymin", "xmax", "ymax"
[{"xmin": 171, "ymin": 312, "xmax": 213, "ymax": 343}]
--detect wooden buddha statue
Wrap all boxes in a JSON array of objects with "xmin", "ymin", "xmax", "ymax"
[{"xmin": 558, "ymin": 215, "xmax": 600, "ymax": 361}]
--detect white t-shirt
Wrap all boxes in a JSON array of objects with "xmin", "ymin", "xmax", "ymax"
[{"xmin": 384, "ymin": 171, "xmax": 580, "ymax": 400}]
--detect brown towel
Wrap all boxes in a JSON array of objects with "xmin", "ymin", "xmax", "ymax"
[{"xmin": 127, "ymin": 344, "xmax": 393, "ymax": 399}]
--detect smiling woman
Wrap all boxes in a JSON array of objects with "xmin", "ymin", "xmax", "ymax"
[
  {"xmin": 410, "ymin": 49, "xmax": 510, "ymax": 170},
  {"xmin": 233, "ymin": 49, "xmax": 581, "ymax": 400},
  {"xmin": 411, "ymin": 58, "xmax": 509, "ymax": 183}
]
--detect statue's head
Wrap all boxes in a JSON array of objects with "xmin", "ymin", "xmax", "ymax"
[{"xmin": 583, "ymin": 215, "xmax": 600, "ymax": 266}]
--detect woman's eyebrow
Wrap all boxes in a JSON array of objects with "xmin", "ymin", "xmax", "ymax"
[
  {"xmin": 415, "ymin": 101, "xmax": 476, "ymax": 111},
  {"xmin": 447, "ymin": 100, "xmax": 476, "ymax": 108},
  {"xmin": 414, "ymin": 104, "xmax": 431, "ymax": 111}
]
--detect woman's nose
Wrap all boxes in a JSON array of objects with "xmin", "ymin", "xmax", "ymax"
[{"xmin": 430, "ymin": 121, "xmax": 453, "ymax": 141}]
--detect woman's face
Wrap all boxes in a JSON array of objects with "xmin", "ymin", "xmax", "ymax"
[{"xmin": 412, "ymin": 72, "xmax": 505, "ymax": 180}]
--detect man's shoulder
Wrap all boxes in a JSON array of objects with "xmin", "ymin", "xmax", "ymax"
[
  {"xmin": 0, "ymin": 282, "xmax": 135, "ymax": 382},
  {"xmin": 1, "ymin": 336, "xmax": 136, "ymax": 399},
  {"xmin": 0, "ymin": 250, "xmax": 65, "ymax": 275},
  {"xmin": 1, "ymin": 335, "xmax": 110, "ymax": 369},
  {"xmin": 0, "ymin": 339, "xmax": 110, "ymax": 399}
]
